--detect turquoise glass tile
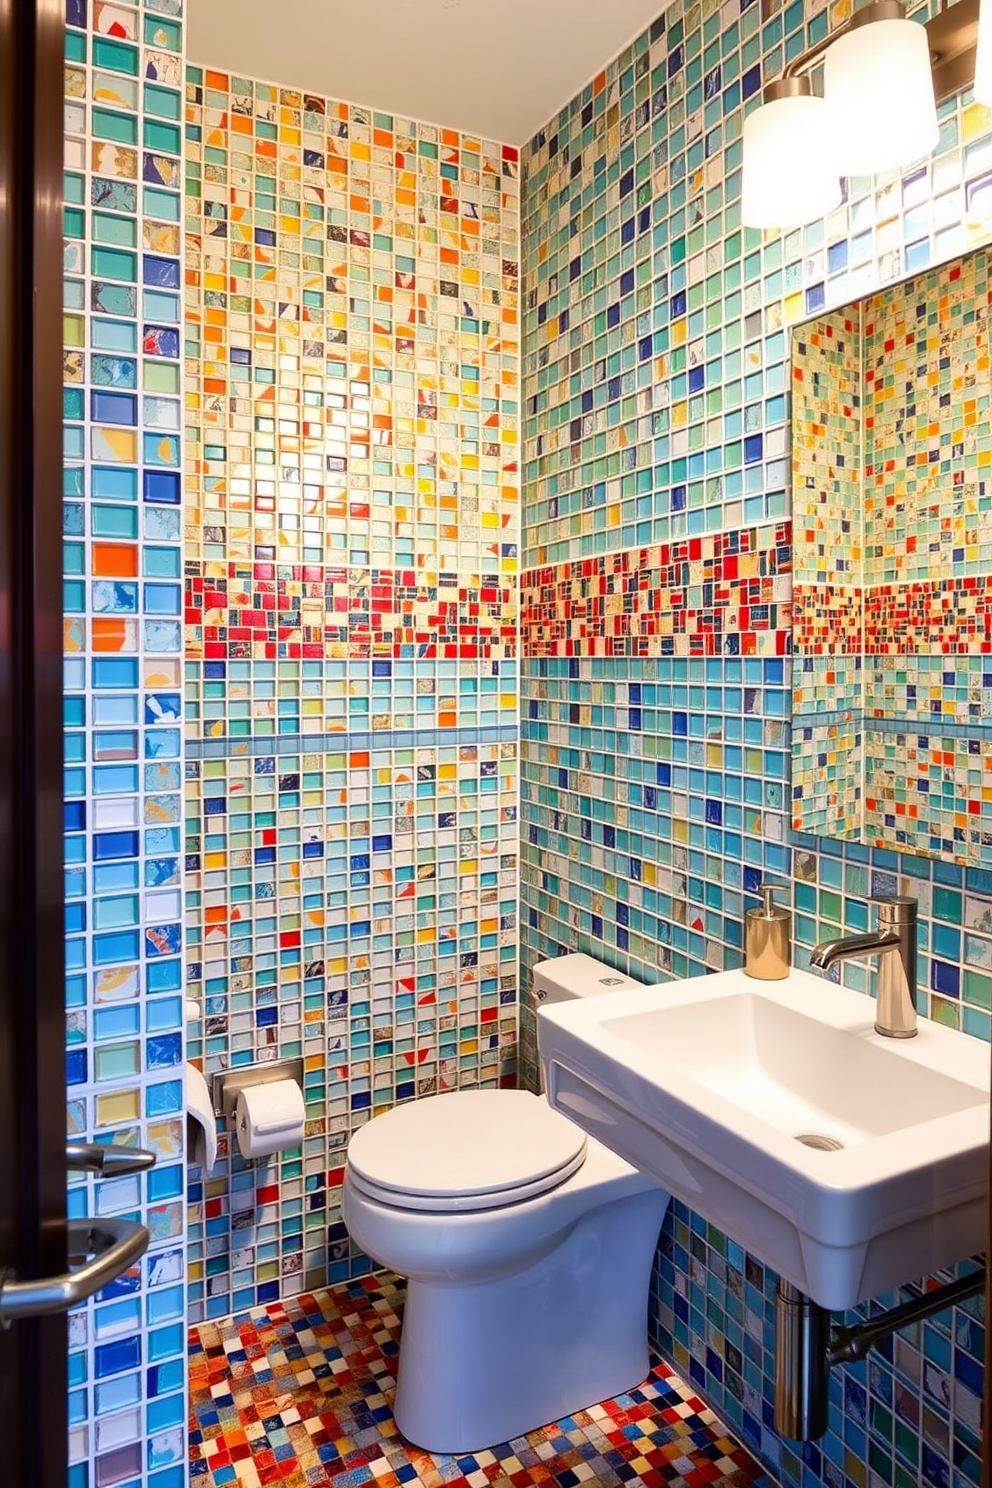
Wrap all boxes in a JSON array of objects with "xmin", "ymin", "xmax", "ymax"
[
  {"xmin": 92, "ymin": 108, "xmax": 138, "ymax": 145},
  {"xmin": 92, "ymin": 37, "xmax": 139, "ymax": 74},
  {"xmin": 94, "ymin": 1041, "xmax": 140, "ymax": 1079},
  {"xmin": 144, "ymin": 15, "xmax": 181, "ymax": 48},
  {"xmin": 92, "ymin": 246, "xmax": 137, "ymax": 281},
  {"xmin": 145, "ymin": 84, "xmax": 181, "ymax": 121},
  {"xmin": 91, "ymin": 319, "xmax": 138, "ymax": 353},
  {"xmin": 143, "ymin": 119, "xmax": 181, "ymax": 154},
  {"xmin": 143, "ymin": 187, "xmax": 180, "ymax": 220},
  {"xmin": 93, "ymin": 212, "xmax": 138, "ymax": 247},
  {"xmin": 92, "ymin": 506, "xmax": 139, "ymax": 538}
]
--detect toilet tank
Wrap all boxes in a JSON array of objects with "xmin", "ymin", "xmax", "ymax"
[
  {"xmin": 533, "ymin": 954, "xmax": 644, "ymax": 1094},
  {"xmin": 533, "ymin": 952, "xmax": 643, "ymax": 1006}
]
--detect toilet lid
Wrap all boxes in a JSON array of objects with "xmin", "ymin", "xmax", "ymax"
[{"xmin": 345, "ymin": 1089, "xmax": 587, "ymax": 1212}]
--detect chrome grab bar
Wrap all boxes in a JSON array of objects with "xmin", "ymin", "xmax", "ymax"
[
  {"xmin": 65, "ymin": 1142, "xmax": 156, "ymax": 1176},
  {"xmin": 0, "ymin": 1217, "xmax": 149, "ymax": 1324}
]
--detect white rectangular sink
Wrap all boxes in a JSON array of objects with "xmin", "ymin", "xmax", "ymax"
[{"xmin": 538, "ymin": 967, "xmax": 990, "ymax": 1310}]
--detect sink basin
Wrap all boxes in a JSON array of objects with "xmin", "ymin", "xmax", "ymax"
[{"xmin": 538, "ymin": 967, "xmax": 990, "ymax": 1310}]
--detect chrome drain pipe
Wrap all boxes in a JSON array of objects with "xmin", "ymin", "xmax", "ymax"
[
  {"xmin": 774, "ymin": 1282, "xmax": 830, "ymax": 1441},
  {"xmin": 774, "ymin": 1264, "xmax": 985, "ymax": 1441}
]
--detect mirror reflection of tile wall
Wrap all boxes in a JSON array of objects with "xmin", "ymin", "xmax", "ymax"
[{"xmin": 792, "ymin": 249, "xmax": 992, "ymax": 864}]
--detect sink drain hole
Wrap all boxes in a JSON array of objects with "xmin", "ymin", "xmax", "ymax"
[{"xmin": 795, "ymin": 1132, "xmax": 844, "ymax": 1152}]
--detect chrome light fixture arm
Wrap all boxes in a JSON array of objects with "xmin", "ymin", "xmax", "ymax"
[
  {"xmin": 763, "ymin": 0, "xmax": 979, "ymax": 108},
  {"xmin": 742, "ymin": 0, "xmax": 981, "ymax": 229}
]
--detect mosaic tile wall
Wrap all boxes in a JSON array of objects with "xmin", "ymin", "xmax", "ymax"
[
  {"xmin": 791, "ymin": 308, "xmax": 864, "ymax": 840},
  {"xmin": 793, "ymin": 249, "xmax": 992, "ymax": 860},
  {"xmin": 520, "ymin": 3, "xmax": 992, "ymax": 1486},
  {"xmin": 182, "ymin": 68, "xmax": 520, "ymax": 1320},
  {"xmin": 63, "ymin": 1, "xmax": 187, "ymax": 1486},
  {"xmin": 863, "ymin": 253, "xmax": 992, "ymax": 861}
]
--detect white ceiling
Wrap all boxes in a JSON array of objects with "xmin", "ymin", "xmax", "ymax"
[{"xmin": 187, "ymin": 0, "xmax": 667, "ymax": 145}]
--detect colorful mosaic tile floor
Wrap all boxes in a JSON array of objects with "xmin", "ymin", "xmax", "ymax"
[{"xmin": 188, "ymin": 1273, "xmax": 775, "ymax": 1488}]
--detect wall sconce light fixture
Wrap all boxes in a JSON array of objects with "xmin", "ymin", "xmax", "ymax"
[{"xmin": 742, "ymin": 0, "xmax": 985, "ymax": 229}]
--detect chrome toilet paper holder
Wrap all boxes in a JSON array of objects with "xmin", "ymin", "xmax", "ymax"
[{"xmin": 212, "ymin": 1057, "xmax": 305, "ymax": 1121}]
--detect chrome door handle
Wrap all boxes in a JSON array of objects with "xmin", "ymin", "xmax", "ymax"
[
  {"xmin": 66, "ymin": 1142, "xmax": 156, "ymax": 1176},
  {"xmin": 0, "ymin": 1218, "xmax": 149, "ymax": 1324},
  {"xmin": 0, "ymin": 1146, "xmax": 157, "ymax": 1323}
]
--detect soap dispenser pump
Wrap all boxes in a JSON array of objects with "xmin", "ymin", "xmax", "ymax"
[{"xmin": 745, "ymin": 882, "xmax": 791, "ymax": 980}]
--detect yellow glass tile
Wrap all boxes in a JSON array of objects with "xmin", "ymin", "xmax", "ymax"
[{"xmin": 95, "ymin": 1089, "xmax": 140, "ymax": 1127}]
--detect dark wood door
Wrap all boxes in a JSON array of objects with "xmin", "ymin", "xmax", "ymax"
[{"xmin": 0, "ymin": 1, "xmax": 71, "ymax": 1485}]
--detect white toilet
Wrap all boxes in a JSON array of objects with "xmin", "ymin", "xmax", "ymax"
[{"xmin": 341, "ymin": 954, "xmax": 671, "ymax": 1453}]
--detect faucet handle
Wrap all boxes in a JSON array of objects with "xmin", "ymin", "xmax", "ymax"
[{"xmin": 873, "ymin": 895, "xmax": 917, "ymax": 924}]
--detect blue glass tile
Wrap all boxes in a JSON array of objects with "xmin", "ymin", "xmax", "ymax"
[
  {"xmin": 95, "ymin": 1336, "xmax": 141, "ymax": 1380},
  {"xmin": 143, "ymin": 583, "xmax": 181, "ymax": 614},
  {"xmin": 147, "ymin": 1162, "xmax": 183, "ymax": 1201},
  {"xmin": 142, "ymin": 254, "xmax": 180, "ymax": 288},
  {"xmin": 91, "ymin": 391, "xmax": 137, "ymax": 425},
  {"xmin": 66, "ymin": 1049, "xmax": 87, "ymax": 1085},
  {"xmin": 148, "ymin": 1323, "xmax": 184, "ymax": 1363},
  {"xmin": 143, "ymin": 470, "xmax": 180, "ymax": 504},
  {"xmin": 92, "ymin": 317, "xmax": 137, "ymax": 353},
  {"xmin": 146, "ymin": 958, "xmax": 182, "ymax": 994},
  {"xmin": 142, "ymin": 325, "xmax": 180, "ymax": 357},
  {"xmin": 93, "ymin": 658, "xmax": 138, "ymax": 689},
  {"xmin": 93, "ymin": 930, "xmax": 140, "ymax": 965},
  {"xmin": 144, "ymin": 1080, "xmax": 182, "ymax": 1119},
  {"xmin": 931, "ymin": 960, "xmax": 960, "ymax": 997}
]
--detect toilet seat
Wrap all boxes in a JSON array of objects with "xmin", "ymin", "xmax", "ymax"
[{"xmin": 345, "ymin": 1089, "xmax": 587, "ymax": 1213}]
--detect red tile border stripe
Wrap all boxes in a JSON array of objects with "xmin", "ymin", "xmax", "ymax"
[
  {"xmin": 865, "ymin": 577, "xmax": 992, "ymax": 654},
  {"xmin": 793, "ymin": 582, "xmax": 863, "ymax": 655},
  {"xmin": 521, "ymin": 522, "xmax": 792, "ymax": 658},
  {"xmin": 185, "ymin": 562, "xmax": 518, "ymax": 660}
]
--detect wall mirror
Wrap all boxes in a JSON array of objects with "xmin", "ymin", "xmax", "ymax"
[{"xmin": 791, "ymin": 246, "xmax": 992, "ymax": 865}]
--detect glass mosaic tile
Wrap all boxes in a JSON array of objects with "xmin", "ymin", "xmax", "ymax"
[
  {"xmin": 64, "ymin": 2, "xmax": 187, "ymax": 1484},
  {"xmin": 188, "ymin": 1273, "xmax": 773, "ymax": 1488},
  {"xmin": 652, "ymin": 1203, "xmax": 984, "ymax": 1488},
  {"xmin": 55, "ymin": 0, "xmax": 992, "ymax": 1483},
  {"xmin": 793, "ymin": 249, "xmax": 992, "ymax": 859},
  {"xmin": 519, "ymin": 3, "xmax": 992, "ymax": 1485},
  {"xmin": 183, "ymin": 71, "xmax": 520, "ymax": 1320}
]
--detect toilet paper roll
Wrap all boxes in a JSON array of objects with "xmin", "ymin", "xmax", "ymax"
[
  {"xmin": 234, "ymin": 1078, "xmax": 306, "ymax": 1160},
  {"xmin": 186, "ymin": 1062, "xmax": 218, "ymax": 1173}
]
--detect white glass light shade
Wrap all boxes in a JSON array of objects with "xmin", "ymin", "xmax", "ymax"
[
  {"xmin": 974, "ymin": 0, "xmax": 992, "ymax": 106},
  {"xmin": 741, "ymin": 94, "xmax": 841, "ymax": 230},
  {"xmin": 824, "ymin": 17, "xmax": 939, "ymax": 175}
]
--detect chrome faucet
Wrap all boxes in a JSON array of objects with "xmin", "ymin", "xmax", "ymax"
[{"xmin": 808, "ymin": 896, "xmax": 918, "ymax": 1038}]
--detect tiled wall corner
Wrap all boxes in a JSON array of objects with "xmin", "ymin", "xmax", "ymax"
[
  {"xmin": 520, "ymin": 2, "xmax": 992, "ymax": 1485},
  {"xmin": 182, "ymin": 70, "xmax": 521, "ymax": 1319},
  {"xmin": 63, "ymin": 0, "xmax": 187, "ymax": 1484}
]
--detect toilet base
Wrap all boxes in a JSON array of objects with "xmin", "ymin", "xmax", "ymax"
[{"xmin": 392, "ymin": 1186, "xmax": 666, "ymax": 1454}]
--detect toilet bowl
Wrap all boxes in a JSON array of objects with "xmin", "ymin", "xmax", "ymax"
[{"xmin": 342, "ymin": 1083, "xmax": 671, "ymax": 1453}]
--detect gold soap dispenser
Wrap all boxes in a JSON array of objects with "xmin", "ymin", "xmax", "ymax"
[{"xmin": 745, "ymin": 882, "xmax": 791, "ymax": 980}]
